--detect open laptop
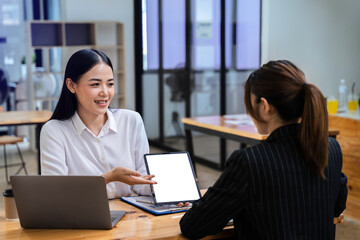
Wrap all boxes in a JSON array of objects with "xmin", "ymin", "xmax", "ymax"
[{"xmin": 10, "ymin": 175, "xmax": 126, "ymax": 229}]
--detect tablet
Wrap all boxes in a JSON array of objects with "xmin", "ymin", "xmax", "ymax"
[{"xmin": 144, "ymin": 152, "xmax": 201, "ymax": 205}]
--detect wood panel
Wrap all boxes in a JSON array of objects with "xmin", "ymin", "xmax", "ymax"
[
  {"xmin": 0, "ymin": 110, "xmax": 52, "ymax": 125},
  {"xmin": 347, "ymin": 176, "xmax": 360, "ymax": 200},
  {"xmin": 182, "ymin": 115, "xmax": 267, "ymax": 141},
  {"xmin": 329, "ymin": 115, "xmax": 360, "ymax": 221},
  {"xmin": 342, "ymin": 155, "xmax": 360, "ymax": 178},
  {"xmin": 343, "ymin": 194, "xmax": 360, "ymax": 220}
]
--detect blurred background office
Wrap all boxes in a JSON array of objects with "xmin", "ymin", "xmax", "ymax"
[
  {"xmin": 1, "ymin": 0, "xmax": 360, "ymax": 162},
  {"xmin": 1, "ymin": 0, "xmax": 360, "ymax": 238}
]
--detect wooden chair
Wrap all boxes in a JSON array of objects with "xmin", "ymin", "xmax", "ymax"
[
  {"xmin": 0, "ymin": 135, "xmax": 28, "ymax": 184},
  {"xmin": 0, "ymin": 107, "xmax": 28, "ymax": 184}
]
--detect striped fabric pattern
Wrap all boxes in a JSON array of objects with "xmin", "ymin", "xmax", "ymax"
[{"xmin": 180, "ymin": 124, "xmax": 347, "ymax": 240}]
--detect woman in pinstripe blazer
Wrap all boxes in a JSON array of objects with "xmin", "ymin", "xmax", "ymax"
[{"xmin": 180, "ymin": 60, "xmax": 348, "ymax": 239}]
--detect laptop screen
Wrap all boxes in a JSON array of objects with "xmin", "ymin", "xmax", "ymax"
[{"xmin": 10, "ymin": 175, "xmax": 125, "ymax": 229}]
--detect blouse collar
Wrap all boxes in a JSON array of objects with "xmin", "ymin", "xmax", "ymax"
[{"xmin": 71, "ymin": 109, "xmax": 118, "ymax": 136}]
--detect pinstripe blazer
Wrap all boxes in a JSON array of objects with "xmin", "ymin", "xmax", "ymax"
[{"xmin": 180, "ymin": 124, "xmax": 347, "ymax": 240}]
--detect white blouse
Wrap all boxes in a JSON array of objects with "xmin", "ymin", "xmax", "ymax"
[{"xmin": 40, "ymin": 108, "xmax": 151, "ymax": 198}]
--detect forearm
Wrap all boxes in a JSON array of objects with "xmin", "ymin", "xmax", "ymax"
[
  {"xmin": 180, "ymin": 187, "xmax": 237, "ymax": 239},
  {"xmin": 180, "ymin": 150, "xmax": 247, "ymax": 239}
]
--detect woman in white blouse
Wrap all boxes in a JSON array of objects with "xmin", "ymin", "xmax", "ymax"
[{"xmin": 40, "ymin": 49, "xmax": 156, "ymax": 198}]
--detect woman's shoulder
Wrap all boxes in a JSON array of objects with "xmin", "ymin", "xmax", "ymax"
[
  {"xmin": 328, "ymin": 137, "xmax": 342, "ymax": 157},
  {"xmin": 110, "ymin": 108, "xmax": 142, "ymax": 121},
  {"xmin": 227, "ymin": 149, "xmax": 249, "ymax": 166},
  {"xmin": 233, "ymin": 141, "xmax": 279, "ymax": 167},
  {"xmin": 43, "ymin": 119, "xmax": 65, "ymax": 127},
  {"xmin": 41, "ymin": 119, "xmax": 71, "ymax": 133},
  {"xmin": 329, "ymin": 136, "xmax": 341, "ymax": 148}
]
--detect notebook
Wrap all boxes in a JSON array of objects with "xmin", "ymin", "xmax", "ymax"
[
  {"xmin": 121, "ymin": 195, "xmax": 192, "ymax": 215},
  {"xmin": 10, "ymin": 175, "xmax": 126, "ymax": 229}
]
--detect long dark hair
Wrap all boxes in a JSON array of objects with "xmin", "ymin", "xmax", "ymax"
[
  {"xmin": 244, "ymin": 60, "xmax": 328, "ymax": 178},
  {"xmin": 51, "ymin": 49, "xmax": 113, "ymax": 120}
]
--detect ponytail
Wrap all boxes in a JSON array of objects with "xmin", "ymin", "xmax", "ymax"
[
  {"xmin": 299, "ymin": 83, "xmax": 328, "ymax": 179},
  {"xmin": 245, "ymin": 60, "xmax": 329, "ymax": 179}
]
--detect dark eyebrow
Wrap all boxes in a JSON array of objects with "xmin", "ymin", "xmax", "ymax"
[{"xmin": 89, "ymin": 78, "xmax": 114, "ymax": 82}]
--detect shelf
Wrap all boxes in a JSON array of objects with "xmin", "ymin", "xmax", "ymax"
[
  {"xmin": 28, "ymin": 20, "xmax": 126, "ymax": 110},
  {"xmin": 64, "ymin": 45, "xmax": 95, "ymax": 48},
  {"xmin": 65, "ymin": 23, "xmax": 95, "ymax": 46},
  {"xmin": 31, "ymin": 22, "xmax": 63, "ymax": 46},
  {"xmin": 96, "ymin": 22, "xmax": 123, "ymax": 46},
  {"xmin": 97, "ymin": 45, "xmax": 122, "ymax": 49}
]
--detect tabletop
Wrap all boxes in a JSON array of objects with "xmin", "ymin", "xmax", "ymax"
[
  {"xmin": 182, "ymin": 114, "xmax": 268, "ymax": 141},
  {"xmin": 0, "ymin": 110, "xmax": 52, "ymax": 126},
  {"xmin": 0, "ymin": 198, "xmax": 234, "ymax": 240},
  {"xmin": 182, "ymin": 114, "xmax": 339, "ymax": 139}
]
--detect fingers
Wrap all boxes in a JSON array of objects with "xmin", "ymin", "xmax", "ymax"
[
  {"xmin": 142, "ymin": 179, "xmax": 157, "ymax": 184},
  {"xmin": 142, "ymin": 174, "xmax": 155, "ymax": 180},
  {"xmin": 129, "ymin": 176, "xmax": 157, "ymax": 185},
  {"xmin": 176, "ymin": 202, "xmax": 190, "ymax": 207},
  {"xmin": 139, "ymin": 175, "xmax": 157, "ymax": 184},
  {"xmin": 124, "ymin": 169, "xmax": 141, "ymax": 177},
  {"xmin": 109, "ymin": 167, "xmax": 156, "ymax": 185}
]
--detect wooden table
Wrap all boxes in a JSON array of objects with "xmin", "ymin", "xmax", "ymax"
[
  {"xmin": 182, "ymin": 114, "xmax": 339, "ymax": 171},
  {"xmin": 0, "ymin": 110, "xmax": 52, "ymax": 174},
  {"xmin": 0, "ymin": 199, "xmax": 234, "ymax": 239},
  {"xmin": 182, "ymin": 114, "xmax": 266, "ymax": 170},
  {"xmin": 329, "ymin": 113, "xmax": 360, "ymax": 221}
]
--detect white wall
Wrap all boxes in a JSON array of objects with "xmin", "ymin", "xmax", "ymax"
[
  {"xmin": 262, "ymin": 0, "xmax": 360, "ymax": 98},
  {"xmin": 61, "ymin": 0, "xmax": 136, "ymax": 109}
]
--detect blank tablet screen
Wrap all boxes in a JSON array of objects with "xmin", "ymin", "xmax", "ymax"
[{"xmin": 144, "ymin": 152, "xmax": 201, "ymax": 205}]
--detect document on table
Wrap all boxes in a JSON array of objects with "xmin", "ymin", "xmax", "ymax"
[
  {"xmin": 121, "ymin": 196, "xmax": 192, "ymax": 215},
  {"xmin": 223, "ymin": 114, "xmax": 255, "ymax": 126}
]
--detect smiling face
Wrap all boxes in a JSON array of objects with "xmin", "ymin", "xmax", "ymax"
[{"xmin": 66, "ymin": 62, "xmax": 114, "ymax": 121}]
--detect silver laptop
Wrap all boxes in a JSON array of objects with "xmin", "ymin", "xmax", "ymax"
[{"xmin": 10, "ymin": 175, "xmax": 126, "ymax": 229}]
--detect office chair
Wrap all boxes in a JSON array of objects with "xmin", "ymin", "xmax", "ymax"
[
  {"xmin": 0, "ymin": 68, "xmax": 28, "ymax": 184},
  {"xmin": 165, "ymin": 65, "xmax": 194, "ymax": 138}
]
